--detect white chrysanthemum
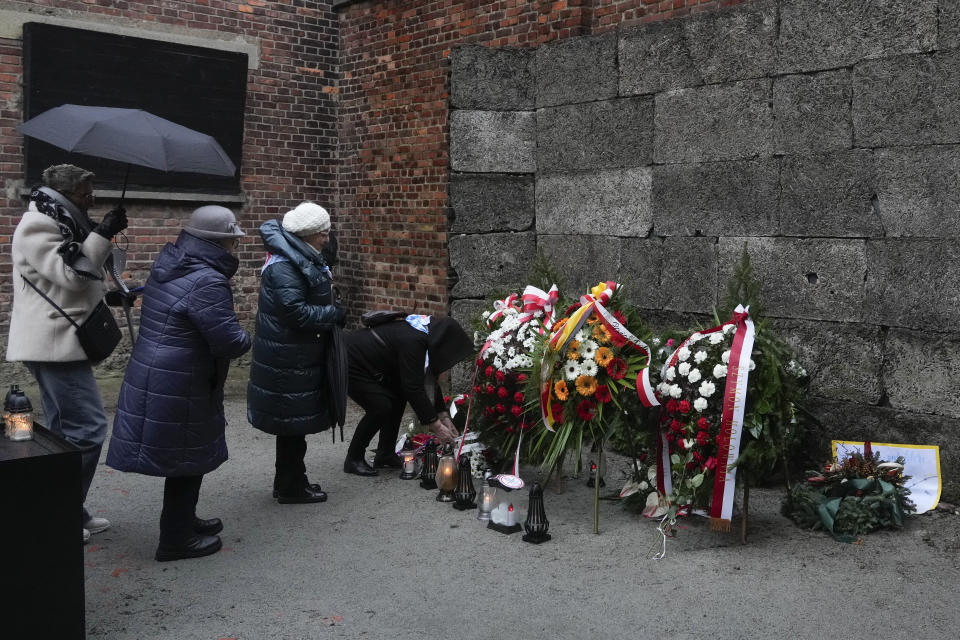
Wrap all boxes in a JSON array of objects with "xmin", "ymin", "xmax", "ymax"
[
  {"xmin": 639, "ymin": 481, "xmax": 649, "ymax": 491},
  {"xmin": 534, "ymin": 310, "xmax": 543, "ymax": 318},
  {"xmin": 694, "ymin": 350, "xmax": 707, "ymax": 363},
  {"xmin": 580, "ymin": 339, "xmax": 598, "ymax": 359},
  {"xmin": 687, "ymin": 368, "xmax": 702, "ymax": 383},
  {"xmin": 666, "ymin": 366, "xmax": 676, "ymax": 381},
  {"xmin": 713, "ymin": 364, "xmax": 727, "ymax": 379},
  {"xmin": 669, "ymin": 385, "xmax": 682, "ymax": 398},
  {"xmin": 564, "ymin": 360, "xmax": 582, "ymax": 381},
  {"xmin": 694, "ymin": 397, "xmax": 708, "ymax": 412},
  {"xmin": 721, "ymin": 350, "xmax": 731, "ymax": 364},
  {"xmin": 689, "ymin": 332, "xmax": 703, "ymax": 343},
  {"xmin": 723, "ymin": 323, "xmax": 736, "ymax": 335},
  {"xmin": 523, "ymin": 337, "xmax": 535, "ymax": 349},
  {"xmin": 699, "ymin": 381, "xmax": 716, "ymax": 398},
  {"xmin": 493, "ymin": 356, "xmax": 504, "ymax": 370},
  {"xmin": 507, "ymin": 346, "xmax": 516, "ymax": 357},
  {"xmin": 580, "ymin": 359, "xmax": 598, "ymax": 377},
  {"xmin": 677, "ymin": 346, "xmax": 691, "ymax": 362},
  {"xmin": 482, "ymin": 311, "xmax": 490, "ymax": 319},
  {"xmin": 709, "ymin": 332, "xmax": 724, "ymax": 345},
  {"xmin": 678, "ymin": 362, "xmax": 691, "ymax": 376}
]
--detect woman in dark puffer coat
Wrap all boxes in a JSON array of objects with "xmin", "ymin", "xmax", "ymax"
[
  {"xmin": 107, "ymin": 206, "xmax": 251, "ymax": 562},
  {"xmin": 246, "ymin": 202, "xmax": 345, "ymax": 504}
]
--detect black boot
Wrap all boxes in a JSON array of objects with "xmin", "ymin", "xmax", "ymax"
[
  {"xmin": 193, "ymin": 516, "xmax": 223, "ymax": 536},
  {"xmin": 155, "ymin": 534, "xmax": 222, "ymax": 562},
  {"xmin": 276, "ymin": 483, "xmax": 328, "ymax": 504},
  {"xmin": 373, "ymin": 451, "xmax": 403, "ymax": 469},
  {"xmin": 343, "ymin": 457, "xmax": 378, "ymax": 476}
]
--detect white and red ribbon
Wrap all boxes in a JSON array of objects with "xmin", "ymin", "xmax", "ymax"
[
  {"xmin": 709, "ymin": 305, "xmax": 754, "ymax": 532},
  {"xmin": 517, "ymin": 284, "xmax": 559, "ymax": 333},
  {"xmin": 486, "ymin": 293, "xmax": 520, "ymax": 328}
]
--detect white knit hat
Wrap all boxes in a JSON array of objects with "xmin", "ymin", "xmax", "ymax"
[{"xmin": 282, "ymin": 202, "xmax": 331, "ymax": 237}]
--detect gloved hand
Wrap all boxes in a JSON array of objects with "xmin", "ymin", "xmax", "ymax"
[
  {"xmin": 93, "ymin": 205, "xmax": 128, "ymax": 239},
  {"xmin": 333, "ymin": 305, "xmax": 347, "ymax": 327},
  {"xmin": 105, "ymin": 289, "xmax": 138, "ymax": 307}
]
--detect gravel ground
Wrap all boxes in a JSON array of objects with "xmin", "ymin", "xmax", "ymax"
[{"xmin": 70, "ymin": 388, "xmax": 960, "ymax": 640}]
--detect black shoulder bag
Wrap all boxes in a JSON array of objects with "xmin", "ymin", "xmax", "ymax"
[{"xmin": 22, "ymin": 276, "xmax": 122, "ymax": 364}]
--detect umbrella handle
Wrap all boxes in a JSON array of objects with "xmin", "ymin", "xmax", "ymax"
[{"xmin": 120, "ymin": 163, "xmax": 130, "ymax": 205}]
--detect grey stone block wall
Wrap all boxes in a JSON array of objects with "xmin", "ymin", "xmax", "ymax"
[{"xmin": 447, "ymin": 0, "xmax": 960, "ymax": 499}]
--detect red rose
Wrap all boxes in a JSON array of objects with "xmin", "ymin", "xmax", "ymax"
[
  {"xmin": 495, "ymin": 370, "xmax": 506, "ymax": 383},
  {"xmin": 594, "ymin": 384, "xmax": 612, "ymax": 403},
  {"xmin": 696, "ymin": 431, "xmax": 710, "ymax": 447},
  {"xmin": 495, "ymin": 403, "xmax": 506, "ymax": 414},
  {"xmin": 485, "ymin": 366, "xmax": 494, "ymax": 378},
  {"xmin": 678, "ymin": 400, "xmax": 691, "ymax": 414},
  {"xmin": 519, "ymin": 421, "xmax": 532, "ymax": 431},
  {"xmin": 516, "ymin": 373, "xmax": 528, "ymax": 382},
  {"xmin": 506, "ymin": 425, "xmax": 515, "ymax": 433},
  {"xmin": 665, "ymin": 433, "xmax": 675, "ymax": 444},
  {"xmin": 666, "ymin": 399, "xmax": 679, "ymax": 413},
  {"xmin": 476, "ymin": 358, "xmax": 484, "ymax": 367},
  {"xmin": 606, "ymin": 357, "xmax": 628, "ymax": 380},
  {"xmin": 576, "ymin": 399, "xmax": 597, "ymax": 421},
  {"xmin": 703, "ymin": 457, "xmax": 718, "ymax": 471},
  {"xmin": 513, "ymin": 391, "xmax": 525, "ymax": 404},
  {"xmin": 443, "ymin": 395, "xmax": 452, "ymax": 405},
  {"xmin": 455, "ymin": 395, "xmax": 468, "ymax": 406},
  {"xmin": 697, "ymin": 417, "xmax": 710, "ymax": 430},
  {"xmin": 669, "ymin": 420, "xmax": 683, "ymax": 433},
  {"xmin": 483, "ymin": 407, "xmax": 495, "ymax": 418},
  {"xmin": 485, "ymin": 384, "xmax": 495, "ymax": 394},
  {"xmin": 510, "ymin": 404, "xmax": 523, "ymax": 417},
  {"xmin": 676, "ymin": 439, "xmax": 687, "ymax": 450},
  {"xmin": 693, "ymin": 451, "xmax": 704, "ymax": 463},
  {"xmin": 497, "ymin": 386, "xmax": 509, "ymax": 399},
  {"xmin": 685, "ymin": 461, "xmax": 698, "ymax": 471}
]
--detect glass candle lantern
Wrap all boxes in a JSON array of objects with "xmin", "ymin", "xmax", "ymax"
[
  {"xmin": 419, "ymin": 441, "xmax": 439, "ymax": 490},
  {"xmin": 452, "ymin": 454, "xmax": 477, "ymax": 510},
  {"xmin": 476, "ymin": 481, "xmax": 497, "ymax": 522},
  {"xmin": 3, "ymin": 384, "xmax": 34, "ymax": 441},
  {"xmin": 399, "ymin": 443, "xmax": 418, "ymax": 480},
  {"xmin": 435, "ymin": 451, "xmax": 458, "ymax": 502}
]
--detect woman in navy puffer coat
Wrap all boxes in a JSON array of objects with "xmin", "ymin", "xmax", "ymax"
[
  {"xmin": 247, "ymin": 203, "xmax": 345, "ymax": 504},
  {"xmin": 108, "ymin": 206, "xmax": 250, "ymax": 562}
]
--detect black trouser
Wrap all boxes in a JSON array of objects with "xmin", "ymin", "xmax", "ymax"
[
  {"xmin": 275, "ymin": 434, "xmax": 309, "ymax": 493},
  {"xmin": 346, "ymin": 388, "xmax": 406, "ymax": 461},
  {"xmin": 159, "ymin": 475, "xmax": 203, "ymax": 543}
]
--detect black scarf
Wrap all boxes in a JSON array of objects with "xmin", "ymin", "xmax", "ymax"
[{"xmin": 30, "ymin": 186, "xmax": 102, "ymax": 280}]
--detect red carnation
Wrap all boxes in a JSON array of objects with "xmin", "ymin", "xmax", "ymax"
[
  {"xmin": 485, "ymin": 365, "xmax": 494, "ymax": 378},
  {"xmin": 495, "ymin": 370, "xmax": 506, "ymax": 383},
  {"xmin": 576, "ymin": 399, "xmax": 597, "ymax": 421},
  {"xmin": 594, "ymin": 384, "xmax": 612, "ymax": 403},
  {"xmin": 678, "ymin": 400, "xmax": 691, "ymax": 414},
  {"xmin": 513, "ymin": 391, "xmax": 525, "ymax": 404},
  {"xmin": 666, "ymin": 399, "xmax": 679, "ymax": 413},
  {"xmin": 606, "ymin": 357, "xmax": 628, "ymax": 380},
  {"xmin": 697, "ymin": 417, "xmax": 710, "ymax": 430},
  {"xmin": 516, "ymin": 373, "xmax": 528, "ymax": 383},
  {"xmin": 495, "ymin": 403, "xmax": 506, "ymax": 414},
  {"xmin": 510, "ymin": 404, "xmax": 523, "ymax": 417},
  {"xmin": 565, "ymin": 303, "xmax": 581, "ymax": 315},
  {"xmin": 476, "ymin": 358, "xmax": 484, "ymax": 367},
  {"xmin": 485, "ymin": 384, "xmax": 495, "ymax": 395},
  {"xmin": 497, "ymin": 386, "xmax": 509, "ymax": 399},
  {"xmin": 551, "ymin": 402, "xmax": 565, "ymax": 423}
]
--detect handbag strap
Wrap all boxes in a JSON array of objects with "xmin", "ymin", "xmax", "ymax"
[{"xmin": 20, "ymin": 274, "xmax": 82, "ymax": 330}]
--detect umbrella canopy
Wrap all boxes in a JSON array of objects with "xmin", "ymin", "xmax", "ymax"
[
  {"xmin": 19, "ymin": 104, "xmax": 236, "ymax": 177},
  {"xmin": 326, "ymin": 324, "xmax": 349, "ymax": 442}
]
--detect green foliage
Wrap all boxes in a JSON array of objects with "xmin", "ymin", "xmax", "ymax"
[{"xmin": 718, "ymin": 243, "xmax": 764, "ymax": 320}]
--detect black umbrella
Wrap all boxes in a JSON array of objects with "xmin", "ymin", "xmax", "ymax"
[
  {"xmin": 19, "ymin": 104, "xmax": 236, "ymax": 200},
  {"xmin": 326, "ymin": 325, "xmax": 349, "ymax": 442},
  {"xmin": 19, "ymin": 104, "xmax": 238, "ymax": 347}
]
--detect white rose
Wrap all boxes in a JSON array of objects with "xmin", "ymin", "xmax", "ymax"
[
  {"xmin": 694, "ymin": 350, "xmax": 707, "ymax": 363},
  {"xmin": 713, "ymin": 364, "xmax": 728, "ymax": 379},
  {"xmin": 693, "ymin": 397, "xmax": 708, "ymax": 412},
  {"xmin": 669, "ymin": 385, "xmax": 682, "ymax": 398},
  {"xmin": 721, "ymin": 350, "xmax": 730, "ymax": 364},
  {"xmin": 699, "ymin": 381, "xmax": 716, "ymax": 398},
  {"xmin": 678, "ymin": 362, "xmax": 691, "ymax": 376},
  {"xmin": 677, "ymin": 346, "xmax": 691, "ymax": 362},
  {"xmin": 482, "ymin": 311, "xmax": 491, "ymax": 319},
  {"xmin": 687, "ymin": 368, "xmax": 702, "ymax": 383},
  {"xmin": 709, "ymin": 332, "xmax": 724, "ymax": 345},
  {"xmin": 749, "ymin": 359, "xmax": 756, "ymax": 371}
]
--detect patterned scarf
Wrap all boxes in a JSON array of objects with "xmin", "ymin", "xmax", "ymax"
[{"xmin": 30, "ymin": 186, "xmax": 101, "ymax": 280}]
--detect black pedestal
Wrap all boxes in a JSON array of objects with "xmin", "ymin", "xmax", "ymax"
[{"xmin": 0, "ymin": 424, "xmax": 85, "ymax": 639}]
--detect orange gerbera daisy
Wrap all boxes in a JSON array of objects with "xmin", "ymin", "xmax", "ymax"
[
  {"xmin": 566, "ymin": 340, "xmax": 581, "ymax": 361},
  {"xmin": 592, "ymin": 323, "xmax": 611, "ymax": 344},
  {"xmin": 594, "ymin": 346, "xmax": 614, "ymax": 367},
  {"xmin": 575, "ymin": 374, "xmax": 598, "ymax": 397},
  {"xmin": 554, "ymin": 379, "xmax": 569, "ymax": 401},
  {"xmin": 586, "ymin": 314, "xmax": 598, "ymax": 325}
]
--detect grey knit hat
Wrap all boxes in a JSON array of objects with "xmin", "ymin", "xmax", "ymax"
[{"xmin": 184, "ymin": 205, "xmax": 245, "ymax": 239}]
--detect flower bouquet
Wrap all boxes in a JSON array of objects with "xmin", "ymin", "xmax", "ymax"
[{"xmin": 783, "ymin": 443, "xmax": 915, "ymax": 542}]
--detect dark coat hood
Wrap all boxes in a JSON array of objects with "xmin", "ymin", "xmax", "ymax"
[
  {"xmin": 427, "ymin": 316, "xmax": 473, "ymax": 375},
  {"xmin": 153, "ymin": 230, "xmax": 239, "ymax": 283}
]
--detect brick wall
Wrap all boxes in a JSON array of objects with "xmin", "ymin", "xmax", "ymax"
[
  {"xmin": 0, "ymin": 0, "xmax": 339, "ymax": 373},
  {"xmin": 334, "ymin": 0, "xmax": 751, "ymax": 317}
]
